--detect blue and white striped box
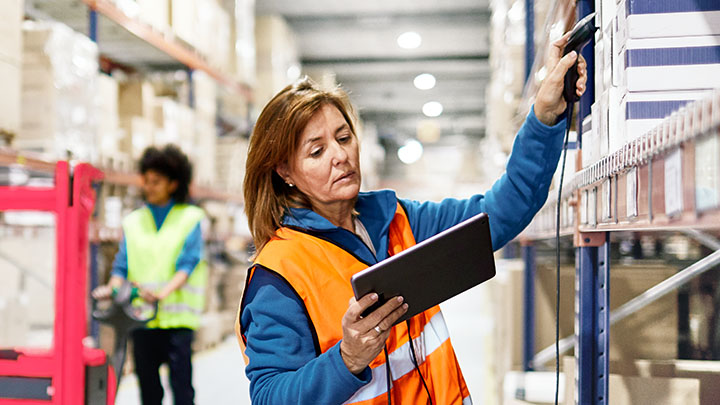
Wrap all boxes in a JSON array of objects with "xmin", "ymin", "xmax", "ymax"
[
  {"xmin": 617, "ymin": 35, "xmax": 720, "ymax": 92},
  {"xmin": 621, "ymin": 90, "xmax": 715, "ymax": 142},
  {"xmin": 615, "ymin": 0, "xmax": 720, "ymax": 47}
]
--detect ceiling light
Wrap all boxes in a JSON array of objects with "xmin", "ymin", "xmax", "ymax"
[
  {"xmin": 287, "ymin": 65, "xmax": 301, "ymax": 81},
  {"xmin": 422, "ymin": 101, "xmax": 443, "ymax": 117},
  {"xmin": 397, "ymin": 31, "xmax": 422, "ymax": 49},
  {"xmin": 397, "ymin": 139, "xmax": 423, "ymax": 164},
  {"xmin": 413, "ymin": 73, "xmax": 436, "ymax": 90}
]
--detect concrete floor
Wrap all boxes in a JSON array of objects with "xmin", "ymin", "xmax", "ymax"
[{"xmin": 115, "ymin": 283, "xmax": 494, "ymax": 405}]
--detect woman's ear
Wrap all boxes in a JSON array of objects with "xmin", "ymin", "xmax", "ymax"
[{"xmin": 275, "ymin": 163, "xmax": 292, "ymax": 185}]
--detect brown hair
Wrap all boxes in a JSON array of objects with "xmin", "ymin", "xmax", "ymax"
[{"xmin": 243, "ymin": 77, "xmax": 358, "ymax": 253}]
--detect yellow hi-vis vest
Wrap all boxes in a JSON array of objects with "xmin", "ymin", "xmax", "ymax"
[
  {"xmin": 125, "ymin": 204, "xmax": 207, "ymax": 330},
  {"xmin": 236, "ymin": 203, "xmax": 471, "ymax": 404}
]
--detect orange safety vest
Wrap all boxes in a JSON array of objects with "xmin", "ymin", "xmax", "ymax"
[{"xmin": 236, "ymin": 203, "xmax": 471, "ymax": 404}]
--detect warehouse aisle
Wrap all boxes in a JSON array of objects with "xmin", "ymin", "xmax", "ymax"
[{"xmin": 115, "ymin": 336, "xmax": 252, "ymax": 405}]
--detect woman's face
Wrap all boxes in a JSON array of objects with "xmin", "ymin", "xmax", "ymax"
[
  {"xmin": 277, "ymin": 104, "xmax": 361, "ymax": 213},
  {"xmin": 142, "ymin": 169, "xmax": 177, "ymax": 206}
]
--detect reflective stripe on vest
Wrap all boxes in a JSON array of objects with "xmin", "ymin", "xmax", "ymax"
[
  {"xmin": 125, "ymin": 204, "xmax": 207, "ymax": 330},
  {"xmin": 236, "ymin": 202, "xmax": 471, "ymax": 404}
]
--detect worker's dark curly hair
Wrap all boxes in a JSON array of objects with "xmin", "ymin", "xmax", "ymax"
[{"xmin": 139, "ymin": 144, "xmax": 193, "ymax": 203}]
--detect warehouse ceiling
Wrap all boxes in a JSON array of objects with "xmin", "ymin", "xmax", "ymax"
[{"xmin": 256, "ymin": 0, "xmax": 491, "ymax": 143}]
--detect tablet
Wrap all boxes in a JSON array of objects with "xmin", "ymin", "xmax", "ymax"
[{"xmin": 351, "ymin": 212, "xmax": 495, "ymax": 325}]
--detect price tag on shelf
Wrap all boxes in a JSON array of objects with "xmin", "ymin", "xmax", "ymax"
[
  {"xmin": 627, "ymin": 167, "xmax": 638, "ymax": 218},
  {"xmin": 664, "ymin": 148, "xmax": 683, "ymax": 216},
  {"xmin": 695, "ymin": 133, "xmax": 720, "ymax": 211}
]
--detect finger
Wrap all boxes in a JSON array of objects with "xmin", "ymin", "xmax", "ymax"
[
  {"xmin": 359, "ymin": 296, "xmax": 404, "ymax": 331},
  {"xmin": 547, "ymin": 31, "xmax": 572, "ymax": 66},
  {"xmin": 376, "ymin": 303, "xmax": 409, "ymax": 334},
  {"xmin": 547, "ymin": 51, "xmax": 578, "ymax": 85},
  {"xmin": 345, "ymin": 293, "xmax": 378, "ymax": 321}
]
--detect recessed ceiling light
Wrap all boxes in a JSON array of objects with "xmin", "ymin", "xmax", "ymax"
[
  {"xmin": 413, "ymin": 73, "xmax": 436, "ymax": 90},
  {"xmin": 397, "ymin": 139, "xmax": 423, "ymax": 164},
  {"xmin": 287, "ymin": 65, "xmax": 301, "ymax": 81},
  {"xmin": 397, "ymin": 31, "xmax": 422, "ymax": 49},
  {"xmin": 422, "ymin": 101, "xmax": 443, "ymax": 117}
]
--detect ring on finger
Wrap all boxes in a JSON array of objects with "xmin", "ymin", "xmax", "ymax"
[{"xmin": 374, "ymin": 325, "xmax": 383, "ymax": 334}]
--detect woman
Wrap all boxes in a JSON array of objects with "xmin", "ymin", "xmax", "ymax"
[
  {"xmin": 236, "ymin": 35, "xmax": 587, "ymax": 404},
  {"xmin": 93, "ymin": 145, "xmax": 207, "ymax": 405}
]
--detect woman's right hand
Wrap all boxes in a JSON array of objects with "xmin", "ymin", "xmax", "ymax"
[{"xmin": 340, "ymin": 293, "xmax": 408, "ymax": 374}]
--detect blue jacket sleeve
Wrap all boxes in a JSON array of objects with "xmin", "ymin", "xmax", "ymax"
[
  {"xmin": 401, "ymin": 106, "xmax": 566, "ymax": 250},
  {"xmin": 242, "ymin": 267, "xmax": 371, "ymax": 404},
  {"xmin": 110, "ymin": 236, "xmax": 128, "ymax": 279},
  {"xmin": 175, "ymin": 222, "xmax": 203, "ymax": 275}
]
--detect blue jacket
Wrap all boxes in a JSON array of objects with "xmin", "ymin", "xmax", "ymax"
[{"xmin": 241, "ymin": 107, "xmax": 566, "ymax": 404}]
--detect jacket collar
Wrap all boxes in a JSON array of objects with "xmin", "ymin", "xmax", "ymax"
[{"xmin": 282, "ymin": 190, "xmax": 399, "ymax": 262}]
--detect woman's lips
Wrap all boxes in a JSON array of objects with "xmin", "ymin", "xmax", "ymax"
[{"xmin": 335, "ymin": 171, "xmax": 356, "ymax": 183}]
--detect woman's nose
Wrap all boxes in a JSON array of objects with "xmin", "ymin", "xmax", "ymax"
[{"xmin": 330, "ymin": 141, "xmax": 349, "ymax": 164}]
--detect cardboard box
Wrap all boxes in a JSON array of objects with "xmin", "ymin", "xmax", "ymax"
[
  {"xmin": 0, "ymin": 60, "xmax": 21, "ymax": 136},
  {"xmin": 531, "ymin": 261, "xmax": 679, "ymax": 370},
  {"xmin": 19, "ymin": 22, "xmax": 99, "ymax": 162},
  {"xmin": 118, "ymin": 80, "xmax": 156, "ymax": 121},
  {"xmin": 171, "ymin": 0, "xmax": 197, "ymax": 48},
  {"xmin": 615, "ymin": 0, "xmax": 720, "ymax": 45},
  {"xmin": 621, "ymin": 90, "xmax": 714, "ymax": 143},
  {"xmin": 119, "ymin": 117, "xmax": 154, "ymax": 160},
  {"xmin": 563, "ymin": 357, "xmax": 702, "ymax": 405},
  {"xmin": 0, "ymin": 0, "xmax": 23, "ymax": 64},
  {"xmin": 616, "ymin": 35, "xmax": 720, "ymax": 93},
  {"xmin": 138, "ymin": 0, "xmax": 170, "ymax": 33}
]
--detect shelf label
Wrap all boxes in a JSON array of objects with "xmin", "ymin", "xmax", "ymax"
[
  {"xmin": 664, "ymin": 148, "xmax": 683, "ymax": 216},
  {"xmin": 589, "ymin": 187, "xmax": 598, "ymax": 226},
  {"xmin": 627, "ymin": 167, "xmax": 638, "ymax": 217},
  {"xmin": 602, "ymin": 179, "xmax": 612, "ymax": 220},
  {"xmin": 695, "ymin": 134, "xmax": 720, "ymax": 211}
]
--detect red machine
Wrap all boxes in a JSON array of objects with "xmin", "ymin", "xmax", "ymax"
[{"xmin": 0, "ymin": 162, "xmax": 114, "ymax": 405}]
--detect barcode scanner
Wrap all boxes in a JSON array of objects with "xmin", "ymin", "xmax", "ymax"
[{"xmin": 562, "ymin": 12, "xmax": 597, "ymax": 104}]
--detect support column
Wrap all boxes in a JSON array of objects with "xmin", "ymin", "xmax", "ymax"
[{"xmin": 575, "ymin": 233, "xmax": 610, "ymax": 405}]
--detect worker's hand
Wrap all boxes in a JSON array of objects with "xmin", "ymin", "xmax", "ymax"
[
  {"xmin": 91, "ymin": 285, "xmax": 114, "ymax": 300},
  {"xmin": 534, "ymin": 32, "xmax": 588, "ymax": 126},
  {"xmin": 138, "ymin": 288, "xmax": 160, "ymax": 303},
  {"xmin": 340, "ymin": 293, "xmax": 408, "ymax": 375}
]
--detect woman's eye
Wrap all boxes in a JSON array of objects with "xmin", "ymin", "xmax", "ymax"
[
  {"xmin": 310, "ymin": 148, "xmax": 322, "ymax": 157},
  {"xmin": 338, "ymin": 135, "xmax": 351, "ymax": 143}
]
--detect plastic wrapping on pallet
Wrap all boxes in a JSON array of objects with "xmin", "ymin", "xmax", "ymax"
[{"xmin": 18, "ymin": 21, "xmax": 99, "ymax": 163}]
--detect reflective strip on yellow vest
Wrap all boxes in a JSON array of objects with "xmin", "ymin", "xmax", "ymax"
[
  {"xmin": 236, "ymin": 203, "xmax": 471, "ymax": 404},
  {"xmin": 125, "ymin": 204, "xmax": 207, "ymax": 329}
]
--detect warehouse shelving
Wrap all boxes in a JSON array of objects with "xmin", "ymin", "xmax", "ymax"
[
  {"xmin": 516, "ymin": 0, "xmax": 720, "ymax": 404},
  {"xmin": 80, "ymin": 0, "xmax": 253, "ymax": 100}
]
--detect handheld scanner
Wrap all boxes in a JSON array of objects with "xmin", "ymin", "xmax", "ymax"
[{"xmin": 563, "ymin": 12, "xmax": 597, "ymax": 104}]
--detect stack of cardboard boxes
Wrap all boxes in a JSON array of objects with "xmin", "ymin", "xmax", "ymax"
[
  {"xmin": 255, "ymin": 15, "xmax": 301, "ymax": 107},
  {"xmin": 17, "ymin": 21, "xmax": 100, "ymax": 162},
  {"xmin": 585, "ymin": 0, "xmax": 720, "ymax": 168},
  {"xmin": 0, "ymin": 0, "xmax": 23, "ymax": 145}
]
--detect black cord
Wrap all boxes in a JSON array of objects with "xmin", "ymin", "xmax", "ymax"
[
  {"xmin": 555, "ymin": 102, "xmax": 574, "ymax": 405},
  {"xmin": 406, "ymin": 320, "xmax": 432, "ymax": 405},
  {"xmin": 384, "ymin": 345, "xmax": 392, "ymax": 405}
]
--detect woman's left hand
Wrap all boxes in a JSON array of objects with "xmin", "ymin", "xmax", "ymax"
[{"xmin": 534, "ymin": 32, "xmax": 589, "ymax": 126}]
